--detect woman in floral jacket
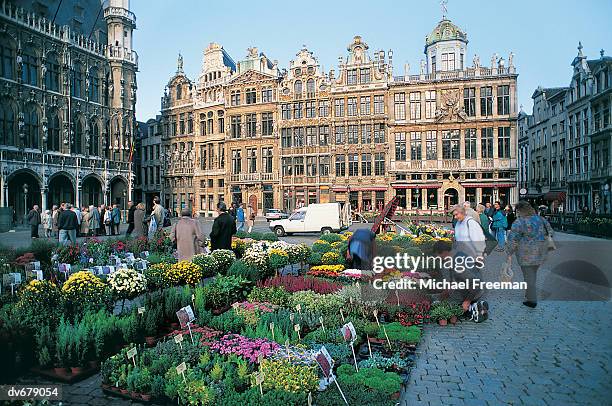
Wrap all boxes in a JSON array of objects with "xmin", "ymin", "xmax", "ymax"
[{"xmin": 506, "ymin": 201, "xmax": 554, "ymax": 308}]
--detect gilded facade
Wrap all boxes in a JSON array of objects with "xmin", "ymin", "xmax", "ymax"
[
  {"xmin": 0, "ymin": 0, "xmax": 138, "ymax": 221},
  {"xmin": 156, "ymin": 16, "xmax": 519, "ymax": 216}
]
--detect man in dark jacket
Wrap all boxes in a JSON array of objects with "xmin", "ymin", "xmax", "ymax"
[
  {"xmin": 125, "ymin": 201, "xmax": 136, "ymax": 237},
  {"xmin": 27, "ymin": 205, "xmax": 41, "ymax": 238},
  {"xmin": 58, "ymin": 203, "xmax": 79, "ymax": 245},
  {"xmin": 210, "ymin": 202, "xmax": 236, "ymax": 251}
]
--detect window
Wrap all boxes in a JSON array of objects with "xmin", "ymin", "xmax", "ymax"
[
  {"xmin": 207, "ymin": 113, "xmax": 213, "ymax": 134},
  {"xmin": 247, "ymin": 148, "xmax": 257, "ymax": 172},
  {"xmin": 361, "ymin": 154, "xmax": 372, "ymax": 176},
  {"xmin": 231, "ymin": 149, "xmax": 242, "ymax": 173},
  {"xmin": 71, "ymin": 118, "xmax": 82, "ymax": 153},
  {"xmin": 23, "ymin": 105, "xmax": 39, "ymax": 149},
  {"xmin": 335, "ymin": 126, "xmax": 345, "ymax": 144},
  {"xmin": 294, "ymin": 156, "xmax": 304, "ymax": 175},
  {"xmin": 293, "ymin": 102, "xmax": 303, "ymax": 119},
  {"xmin": 334, "ymin": 99, "xmax": 345, "ymax": 117},
  {"xmin": 409, "ymin": 92, "xmax": 421, "ymax": 119},
  {"xmin": 318, "ymin": 100, "xmax": 329, "ymax": 117},
  {"xmin": 465, "ymin": 128, "xmax": 477, "ymax": 159},
  {"xmin": 306, "ymin": 79, "xmax": 315, "ymax": 97},
  {"xmin": 187, "ymin": 113, "xmax": 193, "ymax": 133},
  {"xmin": 498, "ymin": 127, "xmax": 511, "ymax": 158},
  {"xmin": 179, "ymin": 114, "xmax": 185, "ymax": 134},
  {"xmin": 348, "ymin": 125, "xmax": 359, "ymax": 144},
  {"xmin": 218, "ymin": 111, "xmax": 224, "ymax": 133},
  {"xmin": 319, "ymin": 156, "xmax": 330, "ymax": 176},
  {"xmin": 480, "ymin": 86, "xmax": 493, "ymax": 116},
  {"xmin": 410, "ymin": 132, "xmax": 422, "ymax": 160},
  {"xmin": 261, "ymin": 87, "xmax": 273, "ymax": 102},
  {"xmin": 347, "ymin": 97, "xmax": 358, "ymax": 116},
  {"xmin": 425, "ymin": 90, "xmax": 436, "ymax": 119},
  {"xmin": 395, "ymin": 132, "xmax": 406, "ymax": 161},
  {"xmin": 246, "ymin": 88, "xmax": 256, "ymax": 104},
  {"xmin": 481, "ymin": 128, "xmax": 493, "ymax": 158},
  {"xmin": 464, "ymin": 88, "xmax": 476, "ymax": 117},
  {"xmin": 374, "ymin": 153, "xmax": 385, "ymax": 175},
  {"xmin": 374, "ymin": 123, "xmax": 385, "ymax": 143},
  {"xmin": 348, "ymin": 153, "xmax": 359, "ymax": 176},
  {"xmin": 335, "ymin": 155, "xmax": 346, "ymax": 176},
  {"xmin": 442, "ymin": 130, "xmax": 459, "ymax": 159},
  {"xmin": 293, "ymin": 127, "xmax": 304, "ymax": 146},
  {"xmin": 394, "ymin": 93, "xmax": 406, "ymax": 120},
  {"xmin": 360, "ymin": 96, "xmax": 371, "ymax": 115},
  {"xmin": 306, "ymin": 126, "xmax": 317, "ymax": 146},
  {"xmin": 0, "ymin": 104, "xmax": 15, "ymax": 146},
  {"xmin": 374, "ymin": 95, "xmax": 385, "ymax": 114},
  {"xmin": 176, "ymin": 85, "xmax": 182, "ymax": 100},
  {"xmin": 425, "ymin": 131, "xmax": 437, "ymax": 160},
  {"xmin": 294, "ymin": 80, "xmax": 302, "ymax": 96},
  {"xmin": 88, "ymin": 68, "xmax": 100, "ymax": 102},
  {"xmin": 307, "ymin": 156, "xmax": 317, "ymax": 176},
  {"xmin": 262, "ymin": 147, "xmax": 273, "ymax": 172},
  {"xmin": 360, "ymin": 68, "xmax": 371, "ymax": 84},
  {"xmin": 282, "ymin": 157, "xmax": 293, "ymax": 176},
  {"xmin": 361, "ymin": 124, "xmax": 372, "ymax": 144},
  {"xmin": 306, "ymin": 101, "xmax": 316, "ymax": 118},
  {"xmin": 0, "ymin": 42, "xmax": 15, "ymax": 79},
  {"xmin": 441, "ymin": 53, "xmax": 455, "ymax": 71},
  {"xmin": 71, "ymin": 62, "xmax": 83, "ymax": 98},
  {"xmin": 497, "ymin": 85, "xmax": 510, "ymax": 115},
  {"xmin": 200, "ymin": 145, "xmax": 207, "ymax": 169},
  {"xmin": 259, "ymin": 112, "xmax": 272, "ymax": 136},
  {"xmin": 89, "ymin": 120, "xmax": 99, "ymax": 156},
  {"xmin": 230, "ymin": 90, "xmax": 240, "ymax": 106},
  {"xmin": 230, "ymin": 115, "xmax": 241, "ymax": 138},
  {"xmin": 319, "ymin": 125, "xmax": 329, "ymax": 146},
  {"xmin": 21, "ymin": 47, "xmax": 38, "ymax": 86},
  {"xmin": 281, "ymin": 104, "xmax": 291, "ymax": 120},
  {"xmin": 281, "ymin": 128, "xmax": 292, "ymax": 148},
  {"xmin": 46, "ymin": 110, "xmax": 59, "ymax": 151},
  {"xmin": 45, "ymin": 54, "xmax": 60, "ymax": 92},
  {"xmin": 431, "ymin": 55, "xmax": 436, "ymax": 72},
  {"xmin": 347, "ymin": 69, "xmax": 357, "ymax": 85},
  {"xmin": 199, "ymin": 113, "xmax": 206, "ymax": 136}
]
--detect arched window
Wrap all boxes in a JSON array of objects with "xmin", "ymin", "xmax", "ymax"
[
  {"xmin": 199, "ymin": 113, "xmax": 205, "ymax": 136},
  {"xmin": 307, "ymin": 78, "xmax": 315, "ymax": 96},
  {"xmin": 294, "ymin": 80, "xmax": 302, "ymax": 95},
  {"xmin": 71, "ymin": 62, "xmax": 83, "ymax": 98},
  {"xmin": 72, "ymin": 117, "xmax": 83, "ymax": 154},
  {"xmin": 0, "ymin": 39, "xmax": 15, "ymax": 79},
  {"xmin": 105, "ymin": 120, "xmax": 111, "ymax": 158},
  {"xmin": 89, "ymin": 120, "xmax": 99, "ymax": 156},
  {"xmin": 45, "ymin": 53, "xmax": 60, "ymax": 92},
  {"xmin": 0, "ymin": 103, "xmax": 15, "ymax": 146},
  {"xmin": 207, "ymin": 111, "xmax": 213, "ymax": 134},
  {"xmin": 46, "ymin": 110, "xmax": 60, "ymax": 151},
  {"xmin": 23, "ymin": 105, "xmax": 39, "ymax": 149},
  {"xmin": 104, "ymin": 72, "xmax": 110, "ymax": 106},
  {"xmin": 176, "ymin": 84, "xmax": 182, "ymax": 100},
  {"xmin": 88, "ymin": 67, "xmax": 100, "ymax": 103},
  {"xmin": 21, "ymin": 46, "xmax": 38, "ymax": 86}
]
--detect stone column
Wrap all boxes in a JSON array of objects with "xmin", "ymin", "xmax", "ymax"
[
  {"xmin": 41, "ymin": 187, "xmax": 48, "ymax": 210},
  {"xmin": 476, "ymin": 188, "xmax": 483, "ymax": 206},
  {"xmin": 407, "ymin": 188, "xmax": 412, "ymax": 210},
  {"xmin": 0, "ymin": 178, "xmax": 5, "ymax": 207},
  {"xmin": 421, "ymin": 188, "xmax": 427, "ymax": 210},
  {"xmin": 76, "ymin": 184, "xmax": 81, "ymax": 208}
]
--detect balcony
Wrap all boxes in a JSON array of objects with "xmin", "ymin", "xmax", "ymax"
[
  {"xmin": 230, "ymin": 172, "xmax": 279, "ymax": 183},
  {"xmin": 103, "ymin": 6, "xmax": 136, "ymax": 24},
  {"xmin": 391, "ymin": 66, "xmax": 515, "ymax": 84},
  {"xmin": 106, "ymin": 46, "xmax": 139, "ymax": 67},
  {"xmin": 442, "ymin": 159, "xmax": 460, "ymax": 169},
  {"xmin": 481, "ymin": 158, "xmax": 494, "ymax": 168}
]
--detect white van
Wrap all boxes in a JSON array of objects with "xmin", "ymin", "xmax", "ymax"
[{"xmin": 269, "ymin": 203, "xmax": 351, "ymax": 236}]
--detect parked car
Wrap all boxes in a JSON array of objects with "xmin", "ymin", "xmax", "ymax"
[
  {"xmin": 265, "ymin": 208, "xmax": 289, "ymax": 222},
  {"xmin": 269, "ymin": 203, "xmax": 351, "ymax": 236}
]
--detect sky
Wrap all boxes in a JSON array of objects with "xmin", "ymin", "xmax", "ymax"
[{"xmin": 130, "ymin": 0, "xmax": 612, "ymax": 121}]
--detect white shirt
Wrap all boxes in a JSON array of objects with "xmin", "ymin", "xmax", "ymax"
[{"xmin": 454, "ymin": 217, "xmax": 486, "ymax": 256}]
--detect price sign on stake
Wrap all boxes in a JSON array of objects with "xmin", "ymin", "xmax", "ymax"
[
  {"xmin": 269, "ymin": 322, "xmax": 275, "ymax": 340},
  {"xmin": 126, "ymin": 347, "xmax": 137, "ymax": 366},
  {"xmin": 295, "ymin": 303, "xmax": 302, "ymax": 314},
  {"xmin": 341, "ymin": 322, "xmax": 359, "ymax": 372},
  {"xmin": 395, "ymin": 290, "xmax": 401, "ymax": 307},
  {"xmin": 176, "ymin": 362, "xmax": 187, "ymax": 383},
  {"xmin": 319, "ymin": 316, "xmax": 325, "ymax": 332},
  {"xmin": 294, "ymin": 324, "xmax": 301, "ymax": 340},
  {"xmin": 382, "ymin": 325, "xmax": 392, "ymax": 350},
  {"xmin": 285, "ymin": 339, "xmax": 291, "ymax": 361},
  {"xmin": 366, "ymin": 335, "xmax": 373, "ymax": 358},
  {"xmin": 174, "ymin": 333, "xmax": 184, "ymax": 350},
  {"xmin": 255, "ymin": 372, "xmax": 264, "ymax": 396},
  {"xmin": 137, "ymin": 306, "xmax": 145, "ymax": 315},
  {"xmin": 339, "ymin": 308, "xmax": 345, "ymax": 322},
  {"xmin": 373, "ymin": 309, "xmax": 380, "ymax": 327},
  {"xmin": 315, "ymin": 346, "xmax": 348, "ymax": 405}
]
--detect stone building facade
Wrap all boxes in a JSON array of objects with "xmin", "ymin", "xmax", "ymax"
[
  {"xmin": 156, "ymin": 16, "xmax": 519, "ymax": 216},
  {"xmin": 0, "ymin": 0, "xmax": 137, "ymax": 222}
]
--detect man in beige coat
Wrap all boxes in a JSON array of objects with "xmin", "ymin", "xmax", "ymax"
[{"xmin": 171, "ymin": 208, "xmax": 204, "ymax": 261}]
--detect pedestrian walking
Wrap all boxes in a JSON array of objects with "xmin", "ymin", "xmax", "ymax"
[
  {"xmin": 463, "ymin": 201, "xmax": 481, "ymax": 225},
  {"xmin": 246, "ymin": 204, "xmax": 255, "ymax": 233},
  {"xmin": 229, "ymin": 203, "xmax": 237, "ymax": 222},
  {"xmin": 27, "ymin": 205, "xmax": 41, "ymax": 239},
  {"xmin": 111, "ymin": 204, "xmax": 121, "ymax": 235},
  {"xmin": 236, "ymin": 203, "xmax": 245, "ymax": 231},
  {"xmin": 452, "ymin": 204, "xmax": 486, "ymax": 258},
  {"xmin": 126, "ymin": 201, "xmax": 136, "ymax": 237},
  {"xmin": 41, "ymin": 209, "xmax": 52, "ymax": 238},
  {"xmin": 103, "ymin": 206, "xmax": 113, "ymax": 235},
  {"xmin": 80, "ymin": 206, "xmax": 90, "ymax": 236},
  {"xmin": 58, "ymin": 203, "xmax": 78, "ymax": 245},
  {"xmin": 99, "ymin": 204, "xmax": 107, "ymax": 236},
  {"xmin": 210, "ymin": 202, "xmax": 236, "ymax": 251},
  {"xmin": 151, "ymin": 197, "xmax": 166, "ymax": 233},
  {"xmin": 505, "ymin": 205, "xmax": 516, "ymax": 237},
  {"xmin": 51, "ymin": 205, "xmax": 60, "ymax": 238},
  {"xmin": 491, "ymin": 201, "xmax": 508, "ymax": 250},
  {"xmin": 89, "ymin": 205, "xmax": 100, "ymax": 236},
  {"xmin": 72, "ymin": 205, "xmax": 82, "ymax": 233},
  {"xmin": 506, "ymin": 201, "xmax": 554, "ymax": 308},
  {"xmin": 133, "ymin": 203, "xmax": 146, "ymax": 238},
  {"xmin": 171, "ymin": 208, "xmax": 205, "ymax": 261}
]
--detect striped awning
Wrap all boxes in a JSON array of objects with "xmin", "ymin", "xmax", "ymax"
[{"xmin": 461, "ymin": 183, "xmax": 516, "ymax": 188}]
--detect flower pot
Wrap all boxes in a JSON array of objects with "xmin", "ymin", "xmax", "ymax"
[
  {"xmin": 141, "ymin": 393, "xmax": 152, "ymax": 401},
  {"xmin": 450, "ymin": 315, "xmax": 458, "ymax": 325},
  {"xmin": 71, "ymin": 366, "xmax": 85, "ymax": 375},
  {"xmin": 89, "ymin": 360, "xmax": 100, "ymax": 369},
  {"xmin": 438, "ymin": 319, "xmax": 448, "ymax": 326},
  {"xmin": 130, "ymin": 391, "xmax": 139, "ymax": 399},
  {"xmin": 119, "ymin": 388, "xmax": 129, "ymax": 395},
  {"xmin": 391, "ymin": 391, "xmax": 401, "ymax": 400},
  {"xmin": 145, "ymin": 336, "xmax": 157, "ymax": 347},
  {"xmin": 53, "ymin": 367, "xmax": 71, "ymax": 377}
]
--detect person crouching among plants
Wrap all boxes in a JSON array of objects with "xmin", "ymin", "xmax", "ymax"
[
  {"xmin": 345, "ymin": 228, "xmax": 376, "ymax": 270},
  {"xmin": 432, "ymin": 240, "xmax": 489, "ymax": 322}
]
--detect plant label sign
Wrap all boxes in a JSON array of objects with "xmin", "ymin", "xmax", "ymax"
[
  {"xmin": 294, "ymin": 324, "xmax": 301, "ymax": 340},
  {"xmin": 176, "ymin": 362, "xmax": 187, "ymax": 383},
  {"xmin": 339, "ymin": 308, "xmax": 345, "ymax": 322},
  {"xmin": 373, "ymin": 309, "xmax": 380, "ymax": 327},
  {"xmin": 295, "ymin": 303, "xmax": 302, "ymax": 314},
  {"xmin": 174, "ymin": 333, "xmax": 184, "ymax": 350},
  {"xmin": 137, "ymin": 306, "xmax": 145, "ymax": 315},
  {"xmin": 24, "ymin": 261, "xmax": 41, "ymax": 272},
  {"xmin": 314, "ymin": 346, "xmax": 334, "ymax": 379},
  {"xmin": 289, "ymin": 312, "xmax": 295, "ymax": 323},
  {"xmin": 319, "ymin": 316, "xmax": 325, "ymax": 332},
  {"xmin": 26, "ymin": 270, "xmax": 43, "ymax": 281},
  {"xmin": 176, "ymin": 305, "xmax": 195, "ymax": 329},
  {"xmin": 255, "ymin": 371, "xmax": 264, "ymax": 395},
  {"xmin": 308, "ymin": 392, "xmax": 312, "ymax": 406},
  {"xmin": 341, "ymin": 322, "xmax": 357, "ymax": 343},
  {"xmin": 126, "ymin": 347, "xmax": 137, "ymax": 366},
  {"xmin": 269, "ymin": 322, "xmax": 275, "ymax": 340}
]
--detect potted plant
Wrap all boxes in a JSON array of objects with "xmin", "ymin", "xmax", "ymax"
[
  {"xmin": 430, "ymin": 302, "xmax": 452, "ymax": 326},
  {"xmin": 54, "ymin": 318, "xmax": 72, "ymax": 377},
  {"xmin": 144, "ymin": 306, "xmax": 162, "ymax": 346},
  {"xmin": 449, "ymin": 304, "xmax": 464, "ymax": 325},
  {"xmin": 136, "ymin": 368, "xmax": 153, "ymax": 401}
]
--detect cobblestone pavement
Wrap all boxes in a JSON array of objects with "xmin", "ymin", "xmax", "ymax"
[{"xmin": 8, "ymin": 223, "xmax": 612, "ymax": 405}]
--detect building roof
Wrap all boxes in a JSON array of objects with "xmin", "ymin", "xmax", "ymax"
[
  {"xmin": 425, "ymin": 19, "xmax": 468, "ymax": 47},
  {"xmin": 531, "ymin": 86, "xmax": 568, "ymax": 100}
]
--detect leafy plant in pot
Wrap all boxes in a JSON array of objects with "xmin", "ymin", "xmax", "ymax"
[
  {"xmin": 143, "ymin": 306, "xmax": 162, "ymax": 346},
  {"xmin": 54, "ymin": 318, "xmax": 72, "ymax": 377},
  {"xmin": 430, "ymin": 301, "xmax": 454, "ymax": 326}
]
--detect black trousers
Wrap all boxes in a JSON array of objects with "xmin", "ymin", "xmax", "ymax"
[
  {"xmin": 126, "ymin": 223, "xmax": 134, "ymax": 236},
  {"xmin": 30, "ymin": 224, "xmax": 39, "ymax": 238}
]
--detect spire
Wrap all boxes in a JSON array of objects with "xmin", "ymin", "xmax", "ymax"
[
  {"xmin": 601, "ymin": 49, "xmax": 605, "ymax": 59},
  {"xmin": 177, "ymin": 52, "xmax": 184, "ymax": 74},
  {"xmin": 577, "ymin": 41, "xmax": 583, "ymax": 57},
  {"xmin": 441, "ymin": 0, "xmax": 448, "ymax": 20}
]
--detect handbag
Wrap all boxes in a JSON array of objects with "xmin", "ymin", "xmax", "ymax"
[
  {"xmin": 500, "ymin": 256, "xmax": 513, "ymax": 283},
  {"xmin": 539, "ymin": 216, "xmax": 556, "ymax": 252}
]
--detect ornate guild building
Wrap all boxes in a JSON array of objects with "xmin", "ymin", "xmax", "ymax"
[
  {"xmin": 155, "ymin": 14, "xmax": 518, "ymax": 216},
  {"xmin": 0, "ymin": 0, "xmax": 138, "ymax": 222}
]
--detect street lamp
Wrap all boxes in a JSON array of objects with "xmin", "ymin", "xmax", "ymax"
[
  {"xmin": 122, "ymin": 189, "xmax": 127, "ymax": 223},
  {"xmin": 22, "ymin": 183, "xmax": 29, "ymax": 219}
]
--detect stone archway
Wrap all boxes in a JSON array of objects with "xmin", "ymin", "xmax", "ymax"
[
  {"xmin": 48, "ymin": 173, "xmax": 75, "ymax": 208},
  {"xmin": 7, "ymin": 170, "xmax": 42, "ymax": 224},
  {"xmin": 82, "ymin": 175, "xmax": 103, "ymax": 207},
  {"xmin": 444, "ymin": 188, "xmax": 459, "ymax": 211},
  {"xmin": 110, "ymin": 176, "xmax": 128, "ymax": 211}
]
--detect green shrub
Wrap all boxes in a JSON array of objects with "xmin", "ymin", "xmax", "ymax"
[
  {"xmin": 336, "ymin": 365, "xmax": 402, "ymax": 395},
  {"xmin": 261, "ymin": 232, "xmax": 279, "ymax": 241},
  {"xmin": 315, "ymin": 382, "xmax": 397, "ymax": 406},
  {"xmin": 247, "ymin": 286, "xmax": 290, "ymax": 306},
  {"xmin": 377, "ymin": 322, "xmax": 421, "ymax": 344},
  {"xmin": 217, "ymin": 387, "xmax": 307, "ymax": 406},
  {"xmin": 227, "ymin": 260, "xmax": 261, "ymax": 282},
  {"xmin": 319, "ymin": 233, "xmax": 343, "ymax": 243}
]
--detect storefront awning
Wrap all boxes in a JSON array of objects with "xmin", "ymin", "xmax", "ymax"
[
  {"xmin": 331, "ymin": 186, "xmax": 387, "ymax": 192},
  {"xmin": 543, "ymin": 191, "xmax": 566, "ymax": 202},
  {"xmin": 392, "ymin": 184, "xmax": 442, "ymax": 189},
  {"xmin": 461, "ymin": 183, "xmax": 516, "ymax": 188}
]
